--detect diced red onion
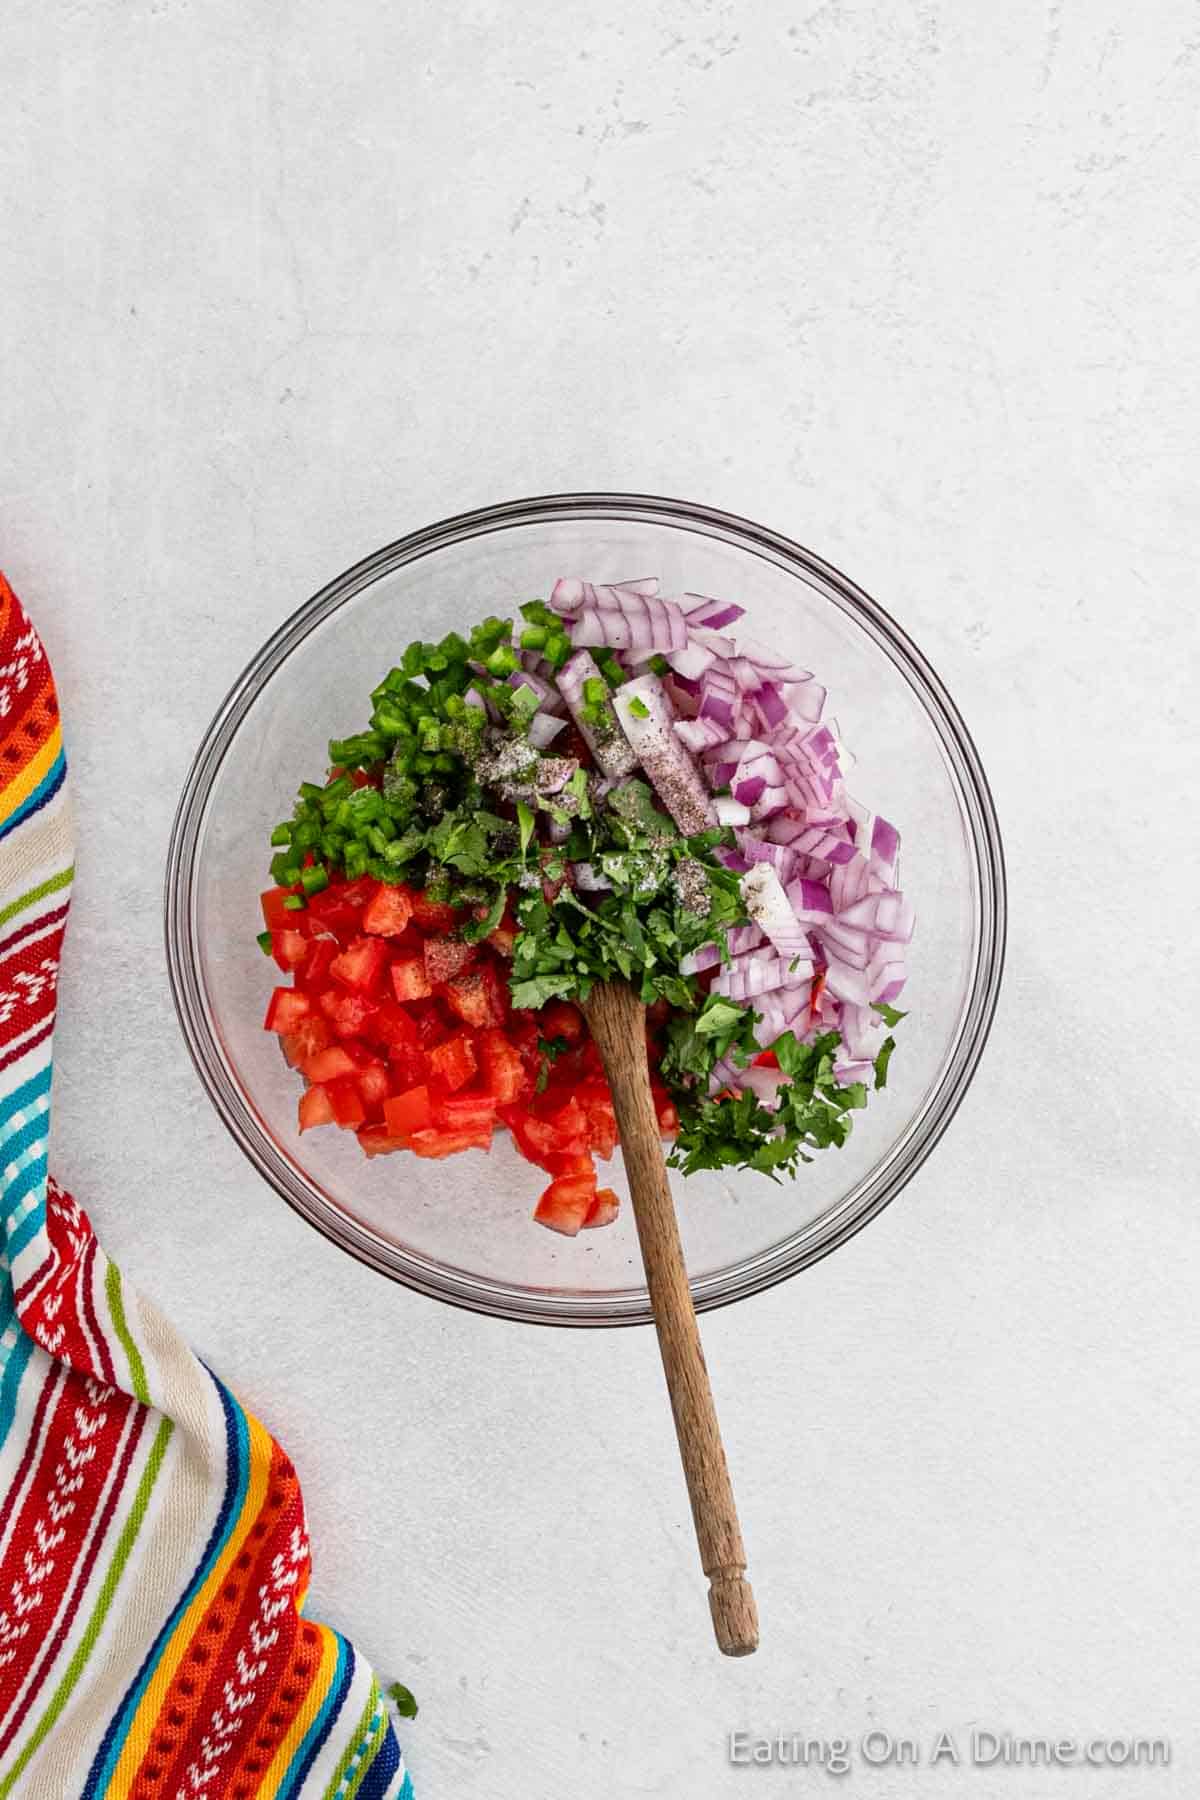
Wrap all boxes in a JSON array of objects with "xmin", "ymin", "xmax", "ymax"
[
  {"xmin": 871, "ymin": 814, "xmax": 900, "ymax": 873},
  {"xmin": 668, "ymin": 641, "xmax": 717, "ymax": 681},
  {"xmin": 698, "ymin": 692, "xmax": 736, "ymax": 730},
  {"xmin": 548, "ymin": 572, "xmax": 914, "ymax": 1085},
  {"xmin": 680, "ymin": 942, "xmax": 723, "ymax": 975},
  {"xmin": 729, "ymin": 657, "xmax": 763, "ymax": 693},
  {"xmin": 527, "ymin": 712, "xmax": 568, "ymax": 748},
  {"xmin": 751, "ymin": 785, "xmax": 788, "ymax": 821},
  {"xmin": 819, "ymin": 921, "xmax": 872, "ymax": 970},
  {"xmin": 838, "ymin": 1003, "xmax": 886, "ymax": 1061},
  {"xmin": 508, "ymin": 669, "xmax": 563, "ymax": 712},
  {"xmin": 874, "ymin": 892, "xmax": 915, "ymax": 943},
  {"xmin": 675, "ymin": 716, "xmax": 731, "ymax": 753},
  {"xmin": 680, "ymin": 596, "xmax": 745, "ymax": 630},
  {"xmin": 735, "ymin": 1066, "xmax": 788, "ymax": 1110},
  {"xmin": 689, "ymin": 627, "xmax": 738, "ymax": 660},
  {"xmin": 796, "ymin": 878, "xmax": 833, "ymax": 916},
  {"xmin": 550, "ymin": 577, "xmax": 587, "ymax": 613},
  {"xmin": 570, "ymin": 590, "xmax": 687, "ymax": 656},
  {"xmin": 712, "ymin": 951, "xmax": 812, "ymax": 1002},
  {"xmin": 787, "ymin": 681, "xmax": 826, "ymax": 723},
  {"xmin": 613, "ymin": 673, "xmax": 716, "ymax": 837},
  {"xmin": 727, "ymin": 923, "xmax": 766, "ymax": 956},
  {"xmin": 715, "ymin": 847, "xmax": 751, "ymax": 872},
  {"xmin": 556, "ymin": 649, "xmax": 640, "ymax": 779},
  {"xmin": 752, "ymin": 683, "xmax": 789, "ymax": 730},
  {"xmin": 739, "ymin": 863, "xmax": 811, "ymax": 959},
  {"xmin": 738, "ymin": 637, "xmax": 812, "ymax": 681},
  {"xmin": 833, "ymin": 1059, "xmax": 874, "ymax": 1087},
  {"xmin": 821, "ymin": 954, "xmax": 873, "ymax": 1007}
]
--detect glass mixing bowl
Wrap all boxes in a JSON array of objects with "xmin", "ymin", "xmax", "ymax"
[{"xmin": 165, "ymin": 493, "xmax": 1005, "ymax": 1325}]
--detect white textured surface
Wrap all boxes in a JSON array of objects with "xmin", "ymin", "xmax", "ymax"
[{"xmin": 3, "ymin": 2, "xmax": 1199, "ymax": 1795}]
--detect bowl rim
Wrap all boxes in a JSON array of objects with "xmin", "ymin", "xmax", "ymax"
[{"xmin": 164, "ymin": 490, "xmax": 1007, "ymax": 1326}]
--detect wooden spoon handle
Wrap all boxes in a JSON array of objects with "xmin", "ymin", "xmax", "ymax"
[{"xmin": 584, "ymin": 979, "xmax": 759, "ymax": 1657}]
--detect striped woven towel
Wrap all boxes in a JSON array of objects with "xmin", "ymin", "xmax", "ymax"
[{"xmin": 0, "ymin": 575, "xmax": 411, "ymax": 1799}]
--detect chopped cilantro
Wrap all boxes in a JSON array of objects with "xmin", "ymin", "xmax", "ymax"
[
  {"xmin": 387, "ymin": 1682, "xmax": 418, "ymax": 1719},
  {"xmin": 693, "ymin": 999, "xmax": 745, "ymax": 1040},
  {"xmin": 873, "ymin": 1001, "xmax": 907, "ymax": 1027}
]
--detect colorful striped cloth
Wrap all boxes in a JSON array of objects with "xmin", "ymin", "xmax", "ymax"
[{"xmin": 0, "ymin": 575, "xmax": 411, "ymax": 1798}]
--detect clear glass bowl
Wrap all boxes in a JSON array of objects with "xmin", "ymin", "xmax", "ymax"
[{"xmin": 165, "ymin": 494, "xmax": 1005, "ymax": 1326}]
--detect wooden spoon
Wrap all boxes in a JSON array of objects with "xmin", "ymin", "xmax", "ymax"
[{"xmin": 583, "ymin": 978, "xmax": 759, "ymax": 1656}]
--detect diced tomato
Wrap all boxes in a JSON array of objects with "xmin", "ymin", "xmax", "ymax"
[
  {"xmin": 383, "ymin": 1084, "xmax": 433, "ymax": 1137},
  {"xmin": 391, "ymin": 957, "xmax": 432, "ymax": 1002},
  {"xmin": 539, "ymin": 1095, "xmax": 589, "ymax": 1149},
  {"xmin": 508, "ymin": 1096, "xmax": 589, "ymax": 1166},
  {"xmin": 752, "ymin": 1048, "xmax": 779, "ymax": 1069},
  {"xmin": 502, "ymin": 1109, "xmax": 557, "ymax": 1171},
  {"xmin": 325, "ymin": 1075, "xmax": 367, "ymax": 1128},
  {"xmin": 579, "ymin": 1082, "xmax": 619, "ymax": 1159},
  {"xmin": 582, "ymin": 1187, "xmax": 620, "ymax": 1229},
  {"xmin": 357, "ymin": 1126, "xmax": 411, "ymax": 1158},
  {"xmin": 271, "ymin": 927, "xmax": 309, "ymax": 971},
  {"xmin": 415, "ymin": 1007, "xmax": 450, "ymax": 1049},
  {"xmin": 424, "ymin": 936, "xmax": 474, "ymax": 985},
  {"xmin": 428, "ymin": 1033, "xmax": 477, "ymax": 1093},
  {"xmin": 317, "ymin": 987, "xmax": 380, "ymax": 1039},
  {"xmin": 409, "ymin": 1123, "xmax": 493, "ymax": 1158},
  {"xmin": 387, "ymin": 1041, "xmax": 427, "ymax": 1088},
  {"xmin": 264, "ymin": 987, "xmax": 312, "ymax": 1034},
  {"xmin": 266, "ymin": 868, "xmax": 692, "ymax": 1207},
  {"xmin": 486, "ymin": 904, "xmax": 518, "ymax": 957},
  {"xmin": 296, "ymin": 936, "xmax": 338, "ymax": 992},
  {"xmin": 364, "ymin": 999, "xmax": 419, "ymax": 1051},
  {"xmin": 342, "ymin": 875, "xmax": 379, "ymax": 906},
  {"xmin": 298, "ymin": 1085, "xmax": 335, "ymax": 1131},
  {"xmin": 809, "ymin": 968, "xmax": 827, "ymax": 1011},
  {"xmin": 656, "ymin": 1100, "xmax": 679, "ymax": 1140},
  {"xmin": 361, "ymin": 883, "xmax": 413, "ymax": 936},
  {"xmin": 442, "ymin": 966, "xmax": 506, "ymax": 1030},
  {"xmin": 410, "ymin": 891, "xmax": 459, "ymax": 932},
  {"xmin": 433, "ymin": 1088, "xmax": 498, "ymax": 1131},
  {"xmin": 330, "ymin": 934, "xmax": 389, "ymax": 994},
  {"xmin": 506, "ymin": 1009, "xmax": 541, "ymax": 1057},
  {"xmin": 306, "ymin": 875, "xmax": 375, "ymax": 941},
  {"xmin": 478, "ymin": 1029, "xmax": 528, "ymax": 1106},
  {"xmin": 303, "ymin": 1044, "xmax": 360, "ymax": 1083},
  {"xmin": 538, "ymin": 1000, "xmax": 583, "ymax": 1043},
  {"xmin": 533, "ymin": 1166, "xmax": 599, "ymax": 1237},
  {"xmin": 280, "ymin": 1015, "xmax": 331, "ymax": 1067},
  {"xmin": 357, "ymin": 1061, "xmax": 392, "ymax": 1112},
  {"xmin": 261, "ymin": 886, "xmax": 300, "ymax": 931}
]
